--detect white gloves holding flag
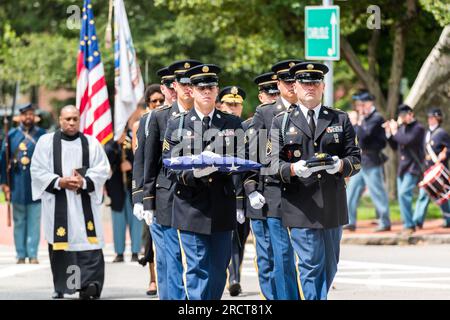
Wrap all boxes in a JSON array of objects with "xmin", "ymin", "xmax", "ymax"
[
  {"xmin": 193, "ymin": 151, "xmax": 221, "ymax": 178},
  {"xmin": 143, "ymin": 210, "xmax": 154, "ymax": 226},
  {"xmin": 133, "ymin": 203, "xmax": 144, "ymax": 220},
  {"xmin": 325, "ymin": 156, "xmax": 343, "ymax": 175},
  {"xmin": 236, "ymin": 209, "xmax": 246, "ymax": 224},
  {"xmin": 292, "ymin": 160, "xmax": 313, "ymax": 178},
  {"xmin": 249, "ymin": 191, "xmax": 266, "ymax": 209}
]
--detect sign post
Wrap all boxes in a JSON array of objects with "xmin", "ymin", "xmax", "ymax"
[{"xmin": 305, "ymin": 2, "xmax": 339, "ymax": 107}]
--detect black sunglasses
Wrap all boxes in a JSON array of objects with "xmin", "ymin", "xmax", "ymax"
[{"xmin": 151, "ymin": 99, "xmax": 165, "ymax": 104}]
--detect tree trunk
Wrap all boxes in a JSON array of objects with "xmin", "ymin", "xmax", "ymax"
[
  {"xmin": 340, "ymin": 35, "xmax": 386, "ymax": 113},
  {"xmin": 404, "ymin": 25, "xmax": 450, "ymax": 110}
]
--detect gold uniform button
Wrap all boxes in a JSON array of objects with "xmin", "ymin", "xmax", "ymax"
[
  {"xmin": 177, "ymin": 191, "xmax": 180, "ymax": 195},
  {"xmin": 314, "ymin": 142, "xmax": 318, "ymax": 147},
  {"xmin": 265, "ymin": 179, "xmax": 268, "ymax": 182},
  {"xmin": 208, "ymin": 178, "xmax": 213, "ymax": 183},
  {"xmin": 317, "ymin": 174, "xmax": 322, "ymax": 179},
  {"xmin": 283, "ymin": 188, "xmax": 286, "ymax": 191}
]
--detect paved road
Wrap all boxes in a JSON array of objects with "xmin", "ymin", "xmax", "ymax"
[{"xmin": 1, "ymin": 243, "xmax": 450, "ymax": 300}]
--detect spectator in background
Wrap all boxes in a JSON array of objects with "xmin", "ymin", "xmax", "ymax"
[{"xmin": 385, "ymin": 104, "xmax": 425, "ymax": 235}]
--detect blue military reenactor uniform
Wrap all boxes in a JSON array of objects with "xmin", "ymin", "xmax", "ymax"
[
  {"xmin": 346, "ymin": 91, "xmax": 391, "ymax": 231},
  {"xmin": 387, "ymin": 104, "xmax": 425, "ymax": 231},
  {"xmin": 270, "ymin": 62, "xmax": 361, "ymax": 299},
  {"xmin": 162, "ymin": 64, "xmax": 244, "ymax": 300},
  {"xmin": 141, "ymin": 59, "xmax": 202, "ymax": 300},
  {"xmin": 245, "ymin": 60, "xmax": 302, "ymax": 300},
  {"xmin": 413, "ymin": 107, "xmax": 450, "ymax": 228},
  {"xmin": 0, "ymin": 104, "xmax": 46, "ymax": 263}
]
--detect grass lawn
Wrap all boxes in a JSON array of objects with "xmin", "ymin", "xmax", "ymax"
[{"xmin": 357, "ymin": 195, "xmax": 442, "ymax": 222}]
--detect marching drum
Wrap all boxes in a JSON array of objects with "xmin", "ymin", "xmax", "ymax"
[{"xmin": 418, "ymin": 163, "xmax": 450, "ymax": 205}]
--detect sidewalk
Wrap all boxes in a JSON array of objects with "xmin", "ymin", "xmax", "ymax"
[{"xmin": 342, "ymin": 219, "xmax": 450, "ymax": 245}]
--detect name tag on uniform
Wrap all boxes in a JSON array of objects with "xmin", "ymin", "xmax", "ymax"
[{"xmin": 326, "ymin": 126, "xmax": 343, "ymax": 133}]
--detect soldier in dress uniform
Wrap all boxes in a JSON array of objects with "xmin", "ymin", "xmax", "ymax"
[
  {"xmin": 217, "ymin": 86, "xmax": 250, "ymax": 297},
  {"xmin": 385, "ymin": 104, "xmax": 425, "ymax": 234},
  {"xmin": 413, "ymin": 107, "xmax": 450, "ymax": 228},
  {"xmin": 269, "ymin": 62, "xmax": 361, "ymax": 300},
  {"xmin": 245, "ymin": 60, "xmax": 302, "ymax": 300},
  {"xmin": 131, "ymin": 83, "xmax": 165, "ymax": 296},
  {"xmin": 141, "ymin": 59, "xmax": 202, "ymax": 300},
  {"xmin": 253, "ymin": 72, "xmax": 280, "ymax": 104},
  {"xmin": 0, "ymin": 104, "xmax": 46, "ymax": 264},
  {"xmin": 162, "ymin": 64, "xmax": 244, "ymax": 300}
]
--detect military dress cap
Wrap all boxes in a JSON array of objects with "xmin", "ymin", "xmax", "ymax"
[
  {"xmin": 156, "ymin": 67, "xmax": 176, "ymax": 88},
  {"xmin": 218, "ymin": 86, "xmax": 246, "ymax": 104},
  {"xmin": 352, "ymin": 90, "xmax": 375, "ymax": 101},
  {"xmin": 18, "ymin": 103, "xmax": 35, "ymax": 113},
  {"xmin": 184, "ymin": 64, "xmax": 221, "ymax": 87},
  {"xmin": 254, "ymin": 72, "xmax": 280, "ymax": 94},
  {"xmin": 427, "ymin": 107, "xmax": 443, "ymax": 118},
  {"xmin": 168, "ymin": 59, "xmax": 202, "ymax": 84},
  {"xmin": 271, "ymin": 59, "xmax": 303, "ymax": 81},
  {"xmin": 289, "ymin": 62, "xmax": 329, "ymax": 83},
  {"xmin": 398, "ymin": 104, "xmax": 413, "ymax": 114}
]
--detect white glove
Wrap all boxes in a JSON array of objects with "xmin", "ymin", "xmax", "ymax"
[
  {"xmin": 292, "ymin": 160, "xmax": 313, "ymax": 178},
  {"xmin": 326, "ymin": 156, "xmax": 343, "ymax": 175},
  {"xmin": 143, "ymin": 210, "xmax": 154, "ymax": 226},
  {"xmin": 248, "ymin": 191, "xmax": 266, "ymax": 210},
  {"xmin": 133, "ymin": 203, "xmax": 144, "ymax": 221},
  {"xmin": 193, "ymin": 166, "xmax": 219, "ymax": 178},
  {"xmin": 236, "ymin": 209, "xmax": 245, "ymax": 224}
]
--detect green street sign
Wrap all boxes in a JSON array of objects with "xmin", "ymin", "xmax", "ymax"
[{"xmin": 305, "ymin": 6, "xmax": 340, "ymax": 60}]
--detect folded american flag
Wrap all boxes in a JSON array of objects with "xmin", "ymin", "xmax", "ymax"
[{"xmin": 163, "ymin": 152, "xmax": 261, "ymax": 172}]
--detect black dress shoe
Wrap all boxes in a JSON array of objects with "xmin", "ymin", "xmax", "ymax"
[
  {"xmin": 229, "ymin": 282, "xmax": 242, "ymax": 297},
  {"xmin": 52, "ymin": 291, "xmax": 64, "ymax": 299},
  {"xmin": 112, "ymin": 254, "xmax": 124, "ymax": 263},
  {"xmin": 343, "ymin": 224, "xmax": 356, "ymax": 231},
  {"xmin": 79, "ymin": 283, "xmax": 99, "ymax": 300},
  {"xmin": 131, "ymin": 253, "xmax": 139, "ymax": 262}
]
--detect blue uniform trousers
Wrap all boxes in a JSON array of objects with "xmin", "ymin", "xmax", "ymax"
[
  {"xmin": 179, "ymin": 230, "xmax": 231, "ymax": 300},
  {"xmin": 250, "ymin": 219, "xmax": 276, "ymax": 300},
  {"xmin": 12, "ymin": 202, "xmax": 41, "ymax": 259},
  {"xmin": 289, "ymin": 227, "xmax": 342, "ymax": 300},
  {"xmin": 267, "ymin": 217, "xmax": 299, "ymax": 300}
]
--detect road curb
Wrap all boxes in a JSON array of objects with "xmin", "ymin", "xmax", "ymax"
[{"xmin": 341, "ymin": 234, "xmax": 450, "ymax": 245}]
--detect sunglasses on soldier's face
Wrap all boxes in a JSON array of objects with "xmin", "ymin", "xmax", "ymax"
[{"xmin": 151, "ymin": 99, "xmax": 165, "ymax": 104}]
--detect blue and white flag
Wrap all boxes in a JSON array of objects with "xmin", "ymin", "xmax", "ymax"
[
  {"xmin": 113, "ymin": 0, "xmax": 144, "ymax": 140},
  {"xmin": 163, "ymin": 152, "xmax": 261, "ymax": 173}
]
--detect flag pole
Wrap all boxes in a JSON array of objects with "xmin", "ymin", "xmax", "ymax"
[{"xmin": 105, "ymin": 0, "xmax": 113, "ymax": 49}]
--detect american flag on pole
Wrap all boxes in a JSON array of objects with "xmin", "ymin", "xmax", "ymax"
[
  {"xmin": 76, "ymin": 0, "xmax": 113, "ymax": 145},
  {"xmin": 113, "ymin": 0, "xmax": 144, "ymax": 140}
]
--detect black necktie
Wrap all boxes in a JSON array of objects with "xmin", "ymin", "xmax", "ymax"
[
  {"xmin": 308, "ymin": 110, "xmax": 316, "ymax": 139},
  {"xmin": 202, "ymin": 116, "xmax": 211, "ymax": 131},
  {"xmin": 202, "ymin": 116, "xmax": 211, "ymax": 149}
]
